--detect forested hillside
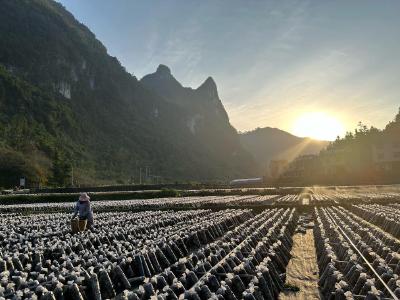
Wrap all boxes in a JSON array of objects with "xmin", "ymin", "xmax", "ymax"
[{"xmin": 0, "ymin": 0, "xmax": 257, "ymax": 187}]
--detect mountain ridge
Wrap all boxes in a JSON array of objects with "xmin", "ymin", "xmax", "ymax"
[
  {"xmin": 240, "ymin": 126, "xmax": 329, "ymax": 174},
  {"xmin": 0, "ymin": 0, "xmax": 258, "ymax": 186},
  {"xmin": 0, "ymin": 0, "xmax": 329, "ymax": 187}
]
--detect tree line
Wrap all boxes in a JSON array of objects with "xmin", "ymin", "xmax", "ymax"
[{"xmin": 277, "ymin": 107, "xmax": 400, "ymax": 186}]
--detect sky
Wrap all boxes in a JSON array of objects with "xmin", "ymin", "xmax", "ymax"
[{"xmin": 59, "ymin": 0, "xmax": 400, "ymax": 139}]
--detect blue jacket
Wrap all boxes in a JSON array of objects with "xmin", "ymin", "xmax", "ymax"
[{"xmin": 73, "ymin": 200, "xmax": 93, "ymax": 220}]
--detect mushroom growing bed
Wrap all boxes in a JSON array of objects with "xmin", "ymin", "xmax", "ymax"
[
  {"xmin": 0, "ymin": 207, "xmax": 300, "ymax": 299},
  {"xmin": 0, "ymin": 196, "xmax": 279, "ymax": 214},
  {"xmin": 314, "ymin": 206, "xmax": 400, "ymax": 299},
  {"xmin": 1, "ymin": 193, "xmax": 399, "ymax": 300}
]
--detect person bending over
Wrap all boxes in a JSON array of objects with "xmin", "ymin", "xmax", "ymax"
[{"xmin": 72, "ymin": 192, "xmax": 94, "ymax": 229}]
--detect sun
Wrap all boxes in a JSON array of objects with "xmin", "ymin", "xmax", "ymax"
[{"xmin": 292, "ymin": 112, "xmax": 345, "ymax": 141}]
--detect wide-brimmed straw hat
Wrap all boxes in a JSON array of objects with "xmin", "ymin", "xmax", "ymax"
[{"xmin": 79, "ymin": 192, "xmax": 90, "ymax": 202}]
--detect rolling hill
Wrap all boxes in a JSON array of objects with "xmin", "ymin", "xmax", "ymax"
[{"xmin": 240, "ymin": 127, "xmax": 329, "ymax": 174}]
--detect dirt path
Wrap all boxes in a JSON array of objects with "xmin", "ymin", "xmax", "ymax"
[{"xmin": 279, "ymin": 228, "xmax": 320, "ymax": 300}]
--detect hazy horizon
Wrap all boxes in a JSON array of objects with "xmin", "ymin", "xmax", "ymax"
[{"xmin": 59, "ymin": 0, "xmax": 400, "ymax": 139}]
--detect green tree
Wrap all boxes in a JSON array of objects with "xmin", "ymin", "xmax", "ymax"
[
  {"xmin": 50, "ymin": 151, "xmax": 72, "ymax": 187},
  {"xmin": 0, "ymin": 148, "xmax": 42, "ymax": 188}
]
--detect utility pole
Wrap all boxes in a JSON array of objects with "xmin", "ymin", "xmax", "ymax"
[{"xmin": 139, "ymin": 168, "xmax": 142, "ymax": 185}]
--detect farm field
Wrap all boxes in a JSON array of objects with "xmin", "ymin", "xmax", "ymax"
[
  {"xmin": 0, "ymin": 190, "xmax": 399, "ymax": 299},
  {"xmin": 2, "ymin": 0, "xmax": 399, "ymax": 300}
]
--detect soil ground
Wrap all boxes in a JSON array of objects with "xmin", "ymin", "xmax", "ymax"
[{"xmin": 279, "ymin": 228, "xmax": 320, "ymax": 300}]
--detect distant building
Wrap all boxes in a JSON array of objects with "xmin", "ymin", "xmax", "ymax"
[
  {"xmin": 269, "ymin": 160, "xmax": 288, "ymax": 178},
  {"xmin": 372, "ymin": 135, "xmax": 400, "ymax": 171},
  {"xmin": 230, "ymin": 178, "xmax": 264, "ymax": 186}
]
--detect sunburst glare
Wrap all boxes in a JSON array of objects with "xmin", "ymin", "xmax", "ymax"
[{"xmin": 292, "ymin": 112, "xmax": 345, "ymax": 141}]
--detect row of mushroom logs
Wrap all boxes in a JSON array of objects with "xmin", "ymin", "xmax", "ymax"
[
  {"xmin": 0, "ymin": 209, "xmax": 254, "ymax": 299},
  {"xmin": 314, "ymin": 206, "xmax": 400, "ymax": 299}
]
